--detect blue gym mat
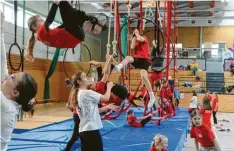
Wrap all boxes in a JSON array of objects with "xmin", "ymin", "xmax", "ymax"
[{"xmin": 8, "ymin": 107, "xmax": 190, "ymax": 151}]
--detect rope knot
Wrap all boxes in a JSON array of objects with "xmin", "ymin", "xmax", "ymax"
[
  {"xmin": 112, "ymin": 41, "xmax": 117, "ymax": 46},
  {"xmin": 106, "ymin": 44, "xmax": 111, "ymax": 48}
]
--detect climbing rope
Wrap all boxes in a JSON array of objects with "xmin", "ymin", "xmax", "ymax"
[{"xmin": 106, "ymin": 0, "xmax": 113, "ymax": 55}]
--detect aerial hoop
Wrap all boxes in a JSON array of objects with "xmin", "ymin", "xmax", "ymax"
[{"xmin": 63, "ymin": 43, "xmax": 92, "ymax": 80}]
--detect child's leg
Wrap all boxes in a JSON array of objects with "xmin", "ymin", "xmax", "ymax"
[
  {"xmin": 59, "ymin": 1, "xmax": 85, "ymax": 41},
  {"xmin": 213, "ymin": 111, "xmax": 217, "ymax": 124},
  {"xmin": 140, "ymin": 69, "xmax": 155, "ymax": 108},
  {"xmin": 65, "ymin": 114, "xmax": 80, "ymax": 151},
  {"xmin": 115, "ymin": 56, "xmax": 134, "ymax": 72},
  {"xmin": 140, "ymin": 116, "xmax": 152, "ymax": 127}
]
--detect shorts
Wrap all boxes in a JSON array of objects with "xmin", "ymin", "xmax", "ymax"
[{"xmin": 131, "ymin": 58, "xmax": 151, "ymax": 70}]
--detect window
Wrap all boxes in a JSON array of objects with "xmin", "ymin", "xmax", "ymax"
[
  {"xmin": 211, "ymin": 44, "xmax": 219, "ymax": 56},
  {"xmin": 0, "ymin": 3, "xmax": 3, "ymax": 12},
  {"xmin": 17, "ymin": 9, "xmax": 23, "ymax": 27},
  {"xmin": 2, "ymin": 1, "xmax": 61, "ymax": 30},
  {"xmin": 4, "ymin": 5, "xmax": 13, "ymax": 22}
]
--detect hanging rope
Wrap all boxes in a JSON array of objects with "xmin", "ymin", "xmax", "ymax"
[
  {"xmin": 21, "ymin": 0, "xmax": 26, "ymax": 72},
  {"xmin": 112, "ymin": 0, "xmax": 118, "ymax": 58},
  {"xmin": 8, "ymin": 0, "xmax": 23, "ymax": 71},
  {"xmin": 106, "ymin": 0, "xmax": 113, "ymax": 55}
]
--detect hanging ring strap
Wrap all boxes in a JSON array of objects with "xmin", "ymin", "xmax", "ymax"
[
  {"xmin": 8, "ymin": 0, "xmax": 22, "ymax": 71},
  {"xmin": 106, "ymin": 0, "xmax": 113, "ymax": 55},
  {"xmin": 112, "ymin": 0, "xmax": 118, "ymax": 58}
]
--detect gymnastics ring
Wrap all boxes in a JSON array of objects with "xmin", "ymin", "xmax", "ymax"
[
  {"xmin": 8, "ymin": 43, "xmax": 22, "ymax": 71},
  {"xmin": 63, "ymin": 43, "xmax": 92, "ymax": 80},
  {"xmin": 8, "ymin": 1, "xmax": 23, "ymax": 71},
  {"xmin": 117, "ymin": 17, "xmax": 175, "ymax": 72}
]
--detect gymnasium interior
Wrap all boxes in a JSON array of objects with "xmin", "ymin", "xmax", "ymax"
[{"xmin": 1, "ymin": 0, "xmax": 234, "ymax": 151}]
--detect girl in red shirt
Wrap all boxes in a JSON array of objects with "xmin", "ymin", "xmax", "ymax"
[
  {"xmin": 190, "ymin": 109, "xmax": 221, "ymax": 151},
  {"xmin": 127, "ymin": 109, "xmax": 166, "ymax": 128},
  {"xmin": 26, "ymin": 0, "xmax": 106, "ymax": 62},
  {"xmin": 114, "ymin": 29, "xmax": 155, "ymax": 109},
  {"xmin": 149, "ymin": 134, "xmax": 168, "ymax": 151},
  {"xmin": 211, "ymin": 93, "xmax": 219, "ymax": 124},
  {"xmin": 200, "ymin": 97, "xmax": 212, "ymax": 130}
]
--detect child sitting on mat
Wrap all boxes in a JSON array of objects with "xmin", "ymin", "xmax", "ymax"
[
  {"xmin": 127, "ymin": 109, "xmax": 166, "ymax": 128},
  {"xmin": 190, "ymin": 109, "xmax": 221, "ymax": 151},
  {"xmin": 149, "ymin": 134, "xmax": 168, "ymax": 151}
]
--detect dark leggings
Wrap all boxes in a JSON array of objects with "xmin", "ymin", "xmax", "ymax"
[
  {"xmin": 175, "ymin": 99, "xmax": 179, "ymax": 107},
  {"xmin": 213, "ymin": 111, "xmax": 217, "ymax": 124},
  {"xmin": 59, "ymin": 1, "xmax": 86, "ymax": 41},
  {"xmin": 65, "ymin": 114, "xmax": 80, "ymax": 151},
  {"xmin": 140, "ymin": 116, "xmax": 152, "ymax": 127},
  {"xmin": 80, "ymin": 130, "xmax": 103, "ymax": 151}
]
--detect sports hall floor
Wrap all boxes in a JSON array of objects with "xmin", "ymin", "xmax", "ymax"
[{"xmin": 10, "ymin": 102, "xmax": 234, "ymax": 151}]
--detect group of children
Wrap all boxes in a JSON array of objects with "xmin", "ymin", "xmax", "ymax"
[
  {"xmin": 188, "ymin": 90, "xmax": 221, "ymax": 151},
  {"xmin": 17, "ymin": 0, "xmax": 223, "ymax": 150}
]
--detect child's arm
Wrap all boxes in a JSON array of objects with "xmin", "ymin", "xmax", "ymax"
[
  {"xmin": 89, "ymin": 60, "xmax": 103, "ymax": 67},
  {"xmin": 100, "ymin": 82, "xmax": 113, "ymax": 102},
  {"xmin": 100, "ymin": 55, "xmax": 113, "ymax": 82},
  {"xmin": 213, "ymin": 138, "xmax": 221, "ymax": 151},
  {"xmin": 194, "ymin": 139, "xmax": 199, "ymax": 151},
  {"xmin": 44, "ymin": 2, "xmax": 59, "ymax": 31}
]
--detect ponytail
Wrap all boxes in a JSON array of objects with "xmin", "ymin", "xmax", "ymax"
[
  {"xmin": 68, "ymin": 87, "xmax": 79, "ymax": 108},
  {"xmin": 26, "ymin": 32, "xmax": 36, "ymax": 55}
]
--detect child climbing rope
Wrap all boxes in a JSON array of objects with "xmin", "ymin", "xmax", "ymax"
[
  {"xmin": 115, "ymin": 29, "xmax": 155, "ymax": 108},
  {"xmin": 26, "ymin": 0, "xmax": 106, "ymax": 62}
]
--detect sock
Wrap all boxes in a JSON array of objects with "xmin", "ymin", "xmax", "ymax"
[
  {"xmin": 148, "ymin": 92, "xmax": 155, "ymax": 108},
  {"xmin": 114, "ymin": 64, "xmax": 124, "ymax": 72}
]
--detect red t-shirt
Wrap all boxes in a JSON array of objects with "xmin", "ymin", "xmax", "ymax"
[
  {"xmin": 94, "ymin": 81, "xmax": 106, "ymax": 95},
  {"xmin": 37, "ymin": 24, "xmax": 81, "ymax": 48},
  {"xmin": 133, "ymin": 37, "xmax": 151, "ymax": 61},
  {"xmin": 207, "ymin": 94, "xmax": 212, "ymax": 101},
  {"xmin": 190, "ymin": 124, "xmax": 215, "ymax": 147},
  {"xmin": 200, "ymin": 108, "xmax": 212, "ymax": 130},
  {"xmin": 103, "ymin": 94, "xmax": 122, "ymax": 106},
  {"xmin": 160, "ymin": 85, "xmax": 172, "ymax": 98},
  {"xmin": 127, "ymin": 116, "xmax": 142, "ymax": 128},
  {"xmin": 212, "ymin": 97, "xmax": 218, "ymax": 112},
  {"xmin": 151, "ymin": 71, "xmax": 163, "ymax": 81},
  {"xmin": 149, "ymin": 147, "xmax": 167, "ymax": 151}
]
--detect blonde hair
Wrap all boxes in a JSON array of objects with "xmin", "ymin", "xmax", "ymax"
[
  {"xmin": 151, "ymin": 134, "xmax": 168, "ymax": 151},
  {"xmin": 68, "ymin": 72, "xmax": 82, "ymax": 107},
  {"xmin": 26, "ymin": 15, "xmax": 40, "ymax": 56}
]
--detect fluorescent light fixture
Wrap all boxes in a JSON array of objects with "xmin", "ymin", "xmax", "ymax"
[{"xmin": 90, "ymin": 3, "xmax": 104, "ymax": 9}]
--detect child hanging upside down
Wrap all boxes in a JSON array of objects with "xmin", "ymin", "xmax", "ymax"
[
  {"xmin": 26, "ymin": 0, "xmax": 106, "ymax": 62},
  {"xmin": 127, "ymin": 109, "xmax": 166, "ymax": 128},
  {"xmin": 115, "ymin": 29, "xmax": 155, "ymax": 108},
  {"xmin": 149, "ymin": 134, "xmax": 168, "ymax": 151}
]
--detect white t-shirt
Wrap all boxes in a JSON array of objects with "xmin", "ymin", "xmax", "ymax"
[
  {"xmin": 190, "ymin": 96, "xmax": 198, "ymax": 108},
  {"xmin": 1, "ymin": 33, "xmax": 8, "ymax": 78},
  {"xmin": 0, "ymin": 92, "xmax": 18, "ymax": 151},
  {"xmin": 78, "ymin": 90, "xmax": 102, "ymax": 133}
]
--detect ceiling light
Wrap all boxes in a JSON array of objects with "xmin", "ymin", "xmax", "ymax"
[{"xmin": 90, "ymin": 3, "xmax": 104, "ymax": 9}]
